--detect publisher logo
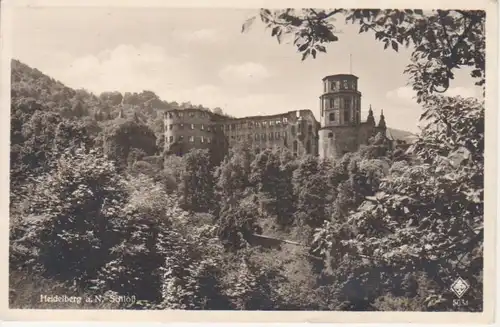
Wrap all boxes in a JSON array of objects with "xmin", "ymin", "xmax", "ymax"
[{"xmin": 450, "ymin": 277, "xmax": 470, "ymax": 298}]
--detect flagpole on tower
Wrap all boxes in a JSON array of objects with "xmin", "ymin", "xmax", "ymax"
[{"xmin": 350, "ymin": 53, "xmax": 352, "ymax": 74}]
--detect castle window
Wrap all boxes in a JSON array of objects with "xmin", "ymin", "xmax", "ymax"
[
  {"xmin": 270, "ymin": 121, "xmax": 274, "ymax": 127},
  {"xmin": 283, "ymin": 131, "xmax": 287, "ymax": 138},
  {"xmin": 275, "ymin": 131, "xmax": 280, "ymax": 138},
  {"xmin": 335, "ymin": 81, "xmax": 341, "ymax": 90},
  {"xmin": 308, "ymin": 125, "xmax": 312, "ymax": 134},
  {"xmin": 334, "ymin": 98, "xmax": 340, "ymax": 108},
  {"xmin": 201, "ymin": 136, "xmax": 205, "ymax": 143},
  {"xmin": 178, "ymin": 112, "xmax": 184, "ymax": 117},
  {"xmin": 168, "ymin": 113, "xmax": 173, "ymax": 118},
  {"xmin": 344, "ymin": 109, "xmax": 350, "ymax": 122},
  {"xmin": 189, "ymin": 112, "xmax": 195, "ymax": 117},
  {"xmin": 283, "ymin": 117, "xmax": 288, "ymax": 124},
  {"xmin": 261, "ymin": 133, "xmax": 266, "ymax": 141},
  {"xmin": 207, "ymin": 138, "xmax": 211, "ymax": 144},
  {"xmin": 169, "ymin": 124, "xmax": 173, "ymax": 130},
  {"xmin": 343, "ymin": 80, "xmax": 349, "ymax": 89},
  {"xmin": 189, "ymin": 136, "xmax": 195, "ymax": 143},
  {"xmin": 293, "ymin": 140, "xmax": 298, "ymax": 152},
  {"xmin": 263, "ymin": 121, "xmax": 268, "ymax": 127},
  {"xmin": 352, "ymin": 80, "xmax": 357, "ymax": 90},
  {"xmin": 201, "ymin": 124, "xmax": 205, "ymax": 130},
  {"xmin": 169, "ymin": 136, "xmax": 173, "ymax": 143},
  {"xmin": 207, "ymin": 126, "xmax": 211, "ymax": 132},
  {"xmin": 329, "ymin": 98, "xmax": 334, "ymax": 108},
  {"xmin": 331, "ymin": 82, "xmax": 336, "ymax": 91},
  {"xmin": 269, "ymin": 132, "xmax": 273, "ymax": 140},
  {"xmin": 306, "ymin": 140, "xmax": 311, "ymax": 154},
  {"xmin": 328, "ymin": 132, "xmax": 333, "ymax": 138},
  {"xmin": 225, "ymin": 125, "xmax": 229, "ymax": 131},
  {"xmin": 276, "ymin": 120, "xmax": 281, "ymax": 126},
  {"xmin": 291, "ymin": 126, "xmax": 296, "ymax": 135},
  {"xmin": 190, "ymin": 124, "xmax": 195, "ymax": 130},
  {"xmin": 344, "ymin": 97, "xmax": 352, "ymax": 109},
  {"xmin": 329, "ymin": 112, "xmax": 335, "ymax": 122},
  {"xmin": 179, "ymin": 135, "xmax": 184, "ymax": 141},
  {"xmin": 231, "ymin": 124, "xmax": 235, "ymax": 130},
  {"xmin": 255, "ymin": 134, "xmax": 259, "ymax": 141},
  {"xmin": 180, "ymin": 123, "xmax": 184, "ymax": 129}
]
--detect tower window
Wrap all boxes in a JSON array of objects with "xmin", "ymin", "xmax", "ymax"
[
  {"xmin": 334, "ymin": 98, "xmax": 340, "ymax": 108},
  {"xmin": 330, "ymin": 98, "xmax": 334, "ymax": 108},
  {"xmin": 344, "ymin": 109, "xmax": 350, "ymax": 122},
  {"xmin": 201, "ymin": 124, "xmax": 204, "ymax": 130},
  {"xmin": 308, "ymin": 125, "xmax": 312, "ymax": 133},
  {"xmin": 190, "ymin": 124, "xmax": 195, "ymax": 130},
  {"xmin": 329, "ymin": 112, "xmax": 335, "ymax": 122},
  {"xmin": 180, "ymin": 123, "xmax": 184, "ymax": 129},
  {"xmin": 344, "ymin": 97, "xmax": 352, "ymax": 109},
  {"xmin": 306, "ymin": 140, "xmax": 311, "ymax": 154},
  {"xmin": 291, "ymin": 126, "xmax": 296, "ymax": 135},
  {"xmin": 189, "ymin": 136, "xmax": 195, "ymax": 143},
  {"xmin": 331, "ymin": 82, "xmax": 336, "ymax": 91},
  {"xmin": 169, "ymin": 136, "xmax": 173, "ymax": 143},
  {"xmin": 328, "ymin": 132, "xmax": 333, "ymax": 138},
  {"xmin": 293, "ymin": 140, "xmax": 298, "ymax": 152}
]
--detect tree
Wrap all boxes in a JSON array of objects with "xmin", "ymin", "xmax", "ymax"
[
  {"xmin": 214, "ymin": 140, "xmax": 254, "ymax": 204},
  {"xmin": 179, "ymin": 149, "xmax": 215, "ymax": 212},
  {"xmin": 213, "ymin": 107, "xmax": 224, "ymax": 115},
  {"xmin": 103, "ymin": 118, "xmax": 157, "ymax": 169},
  {"xmin": 243, "ymin": 9, "xmax": 485, "ymax": 102},
  {"xmin": 10, "ymin": 148, "xmax": 129, "ymax": 288}
]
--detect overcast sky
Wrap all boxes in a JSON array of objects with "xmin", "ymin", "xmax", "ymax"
[{"xmin": 11, "ymin": 7, "xmax": 483, "ymax": 133}]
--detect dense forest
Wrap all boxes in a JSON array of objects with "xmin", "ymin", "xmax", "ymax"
[{"xmin": 9, "ymin": 9, "xmax": 484, "ymax": 312}]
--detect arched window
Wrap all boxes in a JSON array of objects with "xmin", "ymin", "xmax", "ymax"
[
  {"xmin": 328, "ymin": 132, "xmax": 334, "ymax": 138},
  {"xmin": 293, "ymin": 140, "xmax": 298, "ymax": 152},
  {"xmin": 306, "ymin": 140, "xmax": 311, "ymax": 154},
  {"xmin": 329, "ymin": 112, "xmax": 335, "ymax": 122}
]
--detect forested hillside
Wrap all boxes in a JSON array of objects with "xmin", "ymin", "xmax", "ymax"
[{"xmin": 9, "ymin": 20, "xmax": 484, "ymax": 312}]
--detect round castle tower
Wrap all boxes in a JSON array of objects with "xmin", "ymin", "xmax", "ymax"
[{"xmin": 318, "ymin": 74, "xmax": 385, "ymax": 159}]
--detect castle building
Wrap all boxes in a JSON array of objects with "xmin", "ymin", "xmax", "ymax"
[{"xmin": 163, "ymin": 73, "xmax": 386, "ymax": 160}]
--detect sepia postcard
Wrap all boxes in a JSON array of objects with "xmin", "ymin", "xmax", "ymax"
[{"xmin": 0, "ymin": 0, "xmax": 497, "ymax": 324}]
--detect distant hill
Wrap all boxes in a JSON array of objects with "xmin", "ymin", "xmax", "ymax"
[{"xmin": 386, "ymin": 127, "xmax": 418, "ymax": 143}]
